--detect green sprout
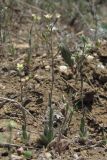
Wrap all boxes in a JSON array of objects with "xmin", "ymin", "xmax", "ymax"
[
  {"xmin": 38, "ymin": 94, "xmax": 54, "ymax": 146},
  {"xmin": 79, "ymin": 116, "xmax": 88, "ymax": 144}
]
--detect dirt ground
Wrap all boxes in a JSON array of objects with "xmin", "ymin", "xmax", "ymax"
[{"xmin": 0, "ymin": 1, "xmax": 107, "ymax": 160}]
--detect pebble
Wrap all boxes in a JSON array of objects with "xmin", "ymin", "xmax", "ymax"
[
  {"xmin": 86, "ymin": 55, "xmax": 94, "ymax": 62},
  {"xmin": 97, "ymin": 63, "xmax": 105, "ymax": 70},
  {"xmin": 73, "ymin": 153, "xmax": 79, "ymax": 160},
  {"xmin": 11, "ymin": 155, "xmax": 23, "ymax": 160},
  {"xmin": 45, "ymin": 65, "xmax": 50, "ymax": 71},
  {"xmin": 59, "ymin": 65, "xmax": 68, "ymax": 74},
  {"xmin": 44, "ymin": 152, "xmax": 52, "ymax": 159}
]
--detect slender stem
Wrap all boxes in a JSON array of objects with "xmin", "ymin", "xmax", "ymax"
[
  {"xmin": 48, "ymin": 26, "xmax": 54, "ymax": 138},
  {"xmin": 50, "ymin": 27, "xmax": 54, "ymax": 102},
  {"xmin": 20, "ymin": 78, "xmax": 27, "ymax": 136},
  {"xmin": 49, "ymin": 19, "xmax": 57, "ymax": 102},
  {"xmin": 8, "ymin": 128, "xmax": 12, "ymax": 160},
  {"xmin": 89, "ymin": 0, "xmax": 98, "ymax": 41},
  {"xmin": 20, "ymin": 78, "xmax": 23, "ymax": 103},
  {"xmin": 27, "ymin": 23, "xmax": 33, "ymax": 70},
  {"xmin": 80, "ymin": 68, "xmax": 84, "ymax": 116},
  {"xmin": 80, "ymin": 41, "xmax": 86, "ymax": 117},
  {"xmin": 91, "ymin": 1, "xmax": 98, "ymax": 41}
]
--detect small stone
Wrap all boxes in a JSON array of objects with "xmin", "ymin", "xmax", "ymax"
[
  {"xmin": 42, "ymin": 53, "xmax": 47, "ymax": 58},
  {"xmin": 57, "ymin": 55, "xmax": 62, "ymax": 60},
  {"xmin": 44, "ymin": 152, "xmax": 52, "ymax": 159},
  {"xmin": 73, "ymin": 153, "xmax": 79, "ymax": 160},
  {"xmin": 59, "ymin": 65, "xmax": 68, "ymax": 74},
  {"xmin": 0, "ymin": 83, "xmax": 5, "ymax": 89},
  {"xmin": 34, "ymin": 74, "xmax": 45, "ymax": 81},
  {"xmin": 11, "ymin": 155, "xmax": 23, "ymax": 160},
  {"xmin": 45, "ymin": 65, "xmax": 50, "ymax": 71},
  {"xmin": 17, "ymin": 147, "xmax": 24, "ymax": 155},
  {"xmin": 97, "ymin": 63, "xmax": 105, "ymax": 70},
  {"xmin": 86, "ymin": 55, "xmax": 94, "ymax": 62}
]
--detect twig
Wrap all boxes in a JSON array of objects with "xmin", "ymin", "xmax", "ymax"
[
  {"xmin": 61, "ymin": 76, "xmax": 77, "ymax": 92},
  {"xmin": 75, "ymin": 140, "xmax": 107, "ymax": 152},
  {"xmin": 0, "ymin": 97, "xmax": 36, "ymax": 121},
  {"xmin": 0, "ymin": 143, "xmax": 33, "ymax": 149}
]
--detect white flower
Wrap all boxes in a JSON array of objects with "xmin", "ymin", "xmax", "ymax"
[
  {"xmin": 44, "ymin": 14, "xmax": 52, "ymax": 19},
  {"xmin": 32, "ymin": 14, "xmax": 41, "ymax": 21},
  {"xmin": 17, "ymin": 63, "xmax": 24, "ymax": 71}
]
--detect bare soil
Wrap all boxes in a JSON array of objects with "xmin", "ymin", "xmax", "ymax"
[{"xmin": 0, "ymin": 1, "xmax": 107, "ymax": 160}]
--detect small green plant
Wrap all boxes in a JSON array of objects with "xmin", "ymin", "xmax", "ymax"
[
  {"xmin": 23, "ymin": 150, "xmax": 32, "ymax": 159},
  {"xmin": 61, "ymin": 96, "xmax": 74, "ymax": 135},
  {"xmin": 38, "ymin": 94, "xmax": 54, "ymax": 146},
  {"xmin": 79, "ymin": 116, "xmax": 88, "ymax": 143},
  {"xmin": 26, "ymin": 24, "xmax": 33, "ymax": 73},
  {"xmin": 38, "ymin": 15, "xmax": 59, "ymax": 146},
  {"xmin": 21, "ymin": 125, "xmax": 30, "ymax": 144},
  {"xmin": 8, "ymin": 43, "xmax": 16, "ymax": 56},
  {"xmin": 26, "ymin": 13, "xmax": 42, "ymax": 74},
  {"xmin": 7, "ymin": 120, "xmax": 17, "ymax": 160},
  {"xmin": 7, "ymin": 120, "xmax": 17, "ymax": 141},
  {"xmin": 101, "ymin": 124, "xmax": 107, "ymax": 145},
  {"xmin": 60, "ymin": 36, "xmax": 93, "ymax": 144},
  {"xmin": 59, "ymin": 45, "xmax": 74, "ymax": 68},
  {"xmin": 17, "ymin": 63, "xmax": 24, "ymax": 103},
  {"xmin": 0, "ymin": 4, "xmax": 7, "ymax": 43},
  {"xmin": 17, "ymin": 63, "xmax": 29, "ymax": 144}
]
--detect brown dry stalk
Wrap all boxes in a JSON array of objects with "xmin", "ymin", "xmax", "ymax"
[
  {"xmin": 0, "ymin": 97, "xmax": 36, "ymax": 121},
  {"xmin": 0, "ymin": 143, "xmax": 33, "ymax": 149}
]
